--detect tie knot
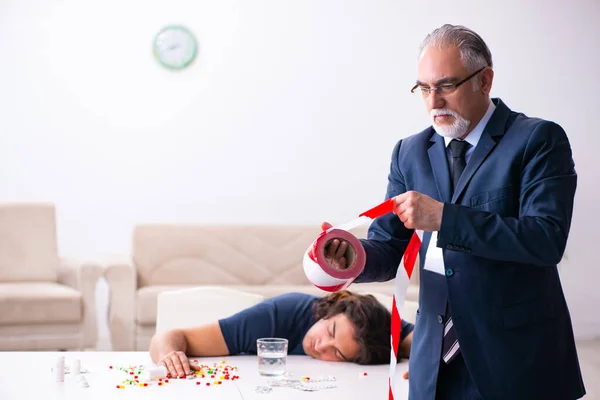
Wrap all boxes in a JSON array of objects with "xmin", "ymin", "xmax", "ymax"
[{"xmin": 449, "ymin": 139, "xmax": 470, "ymax": 158}]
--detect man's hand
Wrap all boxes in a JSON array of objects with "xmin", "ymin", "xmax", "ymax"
[
  {"xmin": 403, "ymin": 370, "xmax": 409, "ymax": 380},
  {"xmin": 157, "ymin": 350, "xmax": 200, "ymax": 378},
  {"xmin": 320, "ymin": 222, "xmax": 350, "ymax": 270},
  {"xmin": 394, "ymin": 191, "xmax": 444, "ymax": 231}
]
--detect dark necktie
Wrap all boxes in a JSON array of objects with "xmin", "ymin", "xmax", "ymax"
[
  {"xmin": 442, "ymin": 139, "xmax": 470, "ymax": 364},
  {"xmin": 449, "ymin": 139, "xmax": 470, "ymax": 192}
]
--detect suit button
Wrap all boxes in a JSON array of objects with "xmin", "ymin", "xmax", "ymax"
[
  {"xmin": 437, "ymin": 315, "xmax": 443, "ymax": 324},
  {"xmin": 445, "ymin": 268, "xmax": 454, "ymax": 277}
]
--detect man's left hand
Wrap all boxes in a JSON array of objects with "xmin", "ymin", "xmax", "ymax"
[{"xmin": 394, "ymin": 191, "xmax": 444, "ymax": 231}]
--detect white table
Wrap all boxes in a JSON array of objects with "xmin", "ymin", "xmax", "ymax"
[{"xmin": 0, "ymin": 352, "xmax": 409, "ymax": 399}]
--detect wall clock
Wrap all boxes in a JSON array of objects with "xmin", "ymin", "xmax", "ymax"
[{"xmin": 153, "ymin": 25, "xmax": 198, "ymax": 70}]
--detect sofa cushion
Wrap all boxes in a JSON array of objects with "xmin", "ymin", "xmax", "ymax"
[
  {"xmin": 0, "ymin": 282, "xmax": 82, "ymax": 325},
  {"xmin": 0, "ymin": 204, "xmax": 59, "ymax": 282},
  {"xmin": 132, "ymin": 225, "xmax": 369, "ymax": 288},
  {"xmin": 135, "ymin": 282, "xmax": 413, "ymax": 325}
]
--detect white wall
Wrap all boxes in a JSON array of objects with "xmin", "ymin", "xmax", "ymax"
[{"xmin": 1, "ymin": 0, "xmax": 599, "ymax": 339}]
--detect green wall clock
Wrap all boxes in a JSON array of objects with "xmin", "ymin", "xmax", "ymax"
[{"xmin": 153, "ymin": 25, "xmax": 198, "ymax": 70}]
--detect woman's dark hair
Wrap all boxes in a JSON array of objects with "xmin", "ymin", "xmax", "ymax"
[{"xmin": 312, "ymin": 290, "xmax": 391, "ymax": 365}]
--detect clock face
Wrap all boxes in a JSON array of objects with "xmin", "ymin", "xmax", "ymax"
[{"xmin": 153, "ymin": 25, "xmax": 198, "ymax": 70}]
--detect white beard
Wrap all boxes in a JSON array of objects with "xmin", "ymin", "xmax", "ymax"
[{"xmin": 430, "ymin": 108, "xmax": 471, "ymax": 139}]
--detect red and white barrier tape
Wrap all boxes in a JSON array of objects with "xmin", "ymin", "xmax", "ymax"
[{"xmin": 388, "ymin": 230, "xmax": 422, "ymax": 400}]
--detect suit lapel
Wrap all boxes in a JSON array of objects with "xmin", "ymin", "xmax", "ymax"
[
  {"xmin": 451, "ymin": 99, "xmax": 512, "ymax": 203},
  {"xmin": 427, "ymin": 131, "xmax": 452, "ymax": 203}
]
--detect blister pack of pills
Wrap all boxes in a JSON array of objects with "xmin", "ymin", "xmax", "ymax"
[{"xmin": 262, "ymin": 374, "xmax": 337, "ymax": 392}]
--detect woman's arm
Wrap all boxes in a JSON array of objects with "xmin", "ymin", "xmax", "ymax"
[{"xmin": 149, "ymin": 322, "xmax": 230, "ymax": 378}]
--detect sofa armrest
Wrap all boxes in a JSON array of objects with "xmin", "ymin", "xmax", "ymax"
[
  {"xmin": 102, "ymin": 255, "xmax": 137, "ymax": 351},
  {"xmin": 58, "ymin": 258, "xmax": 103, "ymax": 349}
]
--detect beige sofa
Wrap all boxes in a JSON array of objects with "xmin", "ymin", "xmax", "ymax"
[
  {"xmin": 0, "ymin": 203, "xmax": 102, "ymax": 350},
  {"xmin": 105, "ymin": 224, "xmax": 419, "ymax": 351}
]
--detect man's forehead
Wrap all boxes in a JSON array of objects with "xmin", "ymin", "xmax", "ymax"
[{"xmin": 417, "ymin": 45, "xmax": 466, "ymax": 82}]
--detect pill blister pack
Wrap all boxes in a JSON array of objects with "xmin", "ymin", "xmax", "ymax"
[{"xmin": 260, "ymin": 374, "xmax": 337, "ymax": 392}]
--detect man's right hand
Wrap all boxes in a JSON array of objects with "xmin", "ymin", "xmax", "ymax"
[
  {"xmin": 321, "ymin": 222, "xmax": 350, "ymax": 270},
  {"xmin": 157, "ymin": 350, "xmax": 200, "ymax": 378}
]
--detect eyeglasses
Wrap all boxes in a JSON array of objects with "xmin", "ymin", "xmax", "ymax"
[{"xmin": 411, "ymin": 66, "xmax": 486, "ymax": 97}]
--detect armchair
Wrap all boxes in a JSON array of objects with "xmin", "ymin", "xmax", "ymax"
[{"xmin": 0, "ymin": 203, "xmax": 102, "ymax": 350}]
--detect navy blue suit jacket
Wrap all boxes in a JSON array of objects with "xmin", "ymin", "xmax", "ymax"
[{"xmin": 356, "ymin": 99, "xmax": 585, "ymax": 399}]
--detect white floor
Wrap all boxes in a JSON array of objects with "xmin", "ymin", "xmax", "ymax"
[{"xmin": 94, "ymin": 279, "xmax": 600, "ymax": 398}]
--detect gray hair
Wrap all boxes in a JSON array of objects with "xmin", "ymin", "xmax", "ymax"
[{"xmin": 419, "ymin": 24, "xmax": 493, "ymax": 73}]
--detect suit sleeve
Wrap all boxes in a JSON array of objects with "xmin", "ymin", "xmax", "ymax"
[
  {"xmin": 437, "ymin": 121, "xmax": 576, "ymax": 266},
  {"xmin": 355, "ymin": 139, "xmax": 414, "ymax": 283}
]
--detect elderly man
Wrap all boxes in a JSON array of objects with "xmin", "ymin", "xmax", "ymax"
[{"xmin": 324, "ymin": 24, "xmax": 585, "ymax": 399}]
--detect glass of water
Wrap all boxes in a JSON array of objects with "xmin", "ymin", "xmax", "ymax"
[{"xmin": 257, "ymin": 338, "xmax": 288, "ymax": 376}]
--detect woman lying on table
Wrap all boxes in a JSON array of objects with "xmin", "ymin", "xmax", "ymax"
[{"xmin": 149, "ymin": 290, "xmax": 414, "ymax": 378}]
